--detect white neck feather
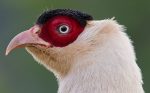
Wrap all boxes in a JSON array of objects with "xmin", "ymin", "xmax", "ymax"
[
  {"xmin": 57, "ymin": 20, "xmax": 144, "ymax": 93},
  {"xmin": 26, "ymin": 19, "xmax": 144, "ymax": 93}
]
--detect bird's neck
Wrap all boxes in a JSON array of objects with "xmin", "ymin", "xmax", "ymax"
[
  {"xmin": 26, "ymin": 20, "xmax": 144, "ymax": 93},
  {"xmin": 58, "ymin": 33, "xmax": 144, "ymax": 93}
]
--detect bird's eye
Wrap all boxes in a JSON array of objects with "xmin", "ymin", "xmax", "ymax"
[{"xmin": 57, "ymin": 25, "xmax": 70, "ymax": 34}]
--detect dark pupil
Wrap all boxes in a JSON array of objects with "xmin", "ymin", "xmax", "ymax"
[{"xmin": 61, "ymin": 26, "xmax": 67, "ymax": 32}]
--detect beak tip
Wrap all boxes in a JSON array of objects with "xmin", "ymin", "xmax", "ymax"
[
  {"xmin": 5, "ymin": 51, "xmax": 9, "ymax": 56},
  {"xmin": 5, "ymin": 52, "xmax": 8, "ymax": 56},
  {"xmin": 5, "ymin": 48, "xmax": 10, "ymax": 56},
  {"xmin": 5, "ymin": 43, "xmax": 14, "ymax": 56}
]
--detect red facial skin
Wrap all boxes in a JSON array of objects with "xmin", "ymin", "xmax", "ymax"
[
  {"xmin": 39, "ymin": 16, "xmax": 84, "ymax": 47},
  {"xmin": 5, "ymin": 16, "xmax": 85, "ymax": 55}
]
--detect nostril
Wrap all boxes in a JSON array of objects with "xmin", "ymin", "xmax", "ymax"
[
  {"xmin": 35, "ymin": 30, "xmax": 41, "ymax": 34},
  {"xmin": 30, "ymin": 25, "xmax": 41, "ymax": 34}
]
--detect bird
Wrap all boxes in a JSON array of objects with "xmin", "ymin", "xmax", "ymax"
[{"xmin": 6, "ymin": 9, "xmax": 144, "ymax": 93}]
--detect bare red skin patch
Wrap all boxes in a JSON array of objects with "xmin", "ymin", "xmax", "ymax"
[{"xmin": 39, "ymin": 16, "xmax": 84, "ymax": 47}]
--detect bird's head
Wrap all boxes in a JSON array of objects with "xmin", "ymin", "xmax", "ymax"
[{"xmin": 6, "ymin": 9, "xmax": 121, "ymax": 78}]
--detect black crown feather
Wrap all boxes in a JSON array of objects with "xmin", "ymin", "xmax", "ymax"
[{"xmin": 36, "ymin": 9, "xmax": 93, "ymax": 27}]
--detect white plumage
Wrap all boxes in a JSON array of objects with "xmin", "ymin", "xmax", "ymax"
[
  {"xmin": 5, "ymin": 9, "xmax": 144, "ymax": 93},
  {"xmin": 25, "ymin": 19, "xmax": 144, "ymax": 93}
]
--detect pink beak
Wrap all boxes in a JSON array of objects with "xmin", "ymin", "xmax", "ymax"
[{"xmin": 5, "ymin": 25, "xmax": 50, "ymax": 55}]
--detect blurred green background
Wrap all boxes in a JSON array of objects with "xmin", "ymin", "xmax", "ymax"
[{"xmin": 0, "ymin": 0, "xmax": 149, "ymax": 93}]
